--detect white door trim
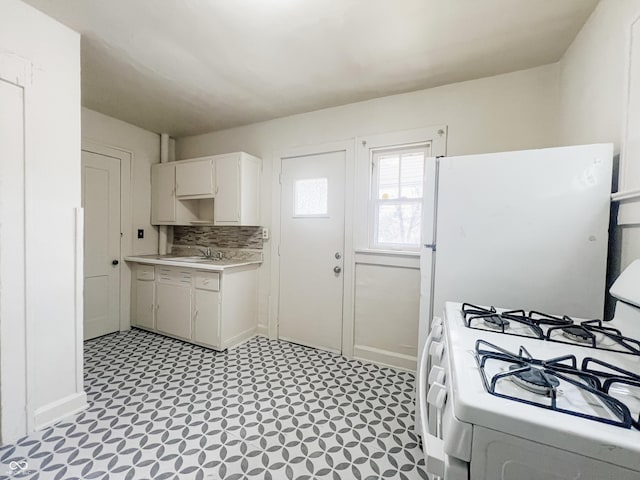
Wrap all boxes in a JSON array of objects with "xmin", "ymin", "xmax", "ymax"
[
  {"xmin": 271, "ymin": 139, "xmax": 356, "ymax": 357},
  {"xmin": 81, "ymin": 140, "xmax": 133, "ymax": 332}
]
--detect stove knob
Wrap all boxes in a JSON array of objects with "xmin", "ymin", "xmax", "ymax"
[
  {"xmin": 428, "ymin": 365, "xmax": 446, "ymax": 386},
  {"xmin": 431, "ymin": 324, "xmax": 443, "ymax": 342},
  {"xmin": 427, "ymin": 381, "xmax": 448, "ymax": 409},
  {"xmin": 429, "ymin": 341, "xmax": 445, "ymax": 365}
]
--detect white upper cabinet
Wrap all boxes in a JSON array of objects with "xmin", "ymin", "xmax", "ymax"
[
  {"xmin": 150, "ymin": 152, "xmax": 261, "ymax": 226},
  {"xmin": 214, "ymin": 155, "xmax": 240, "ymax": 223},
  {"xmin": 215, "ymin": 153, "xmax": 261, "ymax": 226},
  {"xmin": 175, "ymin": 159, "xmax": 215, "ymax": 198},
  {"xmin": 151, "ymin": 163, "xmax": 176, "ymax": 223}
]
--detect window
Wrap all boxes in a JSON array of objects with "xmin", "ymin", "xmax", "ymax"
[
  {"xmin": 294, "ymin": 177, "xmax": 328, "ymax": 216},
  {"xmin": 371, "ymin": 145, "xmax": 427, "ymax": 250}
]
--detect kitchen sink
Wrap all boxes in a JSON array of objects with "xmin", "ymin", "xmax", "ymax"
[{"xmin": 164, "ymin": 256, "xmax": 214, "ymax": 262}]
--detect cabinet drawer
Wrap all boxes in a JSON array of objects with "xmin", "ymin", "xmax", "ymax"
[
  {"xmin": 137, "ymin": 265, "xmax": 155, "ymax": 281},
  {"xmin": 157, "ymin": 267, "xmax": 193, "ymax": 284},
  {"xmin": 194, "ymin": 271, "xmax": 220, "ymax": 291}
]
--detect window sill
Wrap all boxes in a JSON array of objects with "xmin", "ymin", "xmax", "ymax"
[
  {"xmin": 354, "ymin": 249, "xmax": 420, "ymax": 269},
  {"xmin": 355, "ymin": 248, "xmax": 420, "ymax": 257}
]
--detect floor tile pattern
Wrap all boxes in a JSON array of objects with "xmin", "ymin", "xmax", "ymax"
[{"xmin": 0, "ymin": 329, "xmax": 426, "ymax": 479}]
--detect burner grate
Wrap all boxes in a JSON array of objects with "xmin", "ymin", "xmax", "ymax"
[
  {"xmin": 546, "ymin": 319, "xmax": 640, "ymax": 355},
  {"xmin": 582, "ymin": 357, "xmax": 640, "ymax": 430},
  {"xmin": 462, "ymin": 303, "xmax": 544, "ymax": 339},
  {"xmin": 460, "ymin": 304, "xmax": 640, "ymax": 356},
  {"xmin": 475, "ymin": 340, "xmax": 635, "ymax": 429}
]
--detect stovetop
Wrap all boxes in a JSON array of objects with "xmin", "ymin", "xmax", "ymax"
[
  {"xmin": 461, "ymin": 302, "xmax": 640, "ymax": 355},
  {"xmin": 442, "ymin": 302, "xmax": 640, "ymax": 470}
]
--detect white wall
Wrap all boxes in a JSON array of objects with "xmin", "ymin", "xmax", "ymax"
[
  {"xmin": 176, "ymin": 64, "xmax": 561, "ymax": 369},
  {"xmin": 82, "ymin": 107, "xmax": 161, "ymax": 256},
  {"xmin": 0, "ymin": 0, "xmax": 85, "ymax": 439},
  {"xmin": 560, "ymin": 0, "xmax": 640, "ymax": 276}
]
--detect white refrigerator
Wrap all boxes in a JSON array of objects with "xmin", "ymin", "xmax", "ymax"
[{"xmin": 417, "ymin": 143, "xmax": 614, "ymax": 375}]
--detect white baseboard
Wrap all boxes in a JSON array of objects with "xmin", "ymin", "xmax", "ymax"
[
  {"xmin": 33, "ymin": 391, "xmax": 87, "ymax": 431},
  {"xmin": 223, "ymin": 327, "xmax": 257, "ymax": 350},
  {"xmin": 352, "ymin": 344, "xmax": 416, "ymax": 372},
  {"xmin": 256, "ymin": 324, "xmax": 269, "ymax": 337}
]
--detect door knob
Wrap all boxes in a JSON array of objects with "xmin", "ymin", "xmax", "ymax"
[
  {"xmin": 335, "ymin": 252, "xmax": 342, "ymax": 259},
  {"xmin": 333, "ymin": 266, "xmax": 341, "ymax": 274},
  {"xmin": 112, "ymin": 260, "xmax": 119, "ymax": 265}
]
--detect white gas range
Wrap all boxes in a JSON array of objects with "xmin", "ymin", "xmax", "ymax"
[{"xmin": 416, "ymin": 260, "xmax": 640, "ymax": 480}]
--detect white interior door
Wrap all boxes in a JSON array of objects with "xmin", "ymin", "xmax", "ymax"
[
  {"xmin": 0, "ymin": 77, "xmax": 28, "ymax": 442},
  {"xmin": 279, "ymin": 150, "xmax": 346, "ymax": 353},
  {"xmin": 82, "ymin": 151, "xmax": 121, "ymax": 340}
]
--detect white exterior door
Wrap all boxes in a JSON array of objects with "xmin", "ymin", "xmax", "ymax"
[
  {"xmin": 278, "ymin": 150, "xmax": 346, "ymax": 353},
  {"xmin": 82, "ymin": 151, "xmax": 121, "ymax": 340}
]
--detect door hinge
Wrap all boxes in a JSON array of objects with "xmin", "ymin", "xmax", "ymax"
[
  {"xmin": 424, "ymin": 243, "xmax": 436, "ymax": 251},
  {"xmin": 277, "ymin": 244, "xmax": 280, "ymax": 256},
  {"xmin": 279, "ymin": 173, "xmax": 282, "ymax": 185}
]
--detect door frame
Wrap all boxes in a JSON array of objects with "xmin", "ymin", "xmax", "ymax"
[
  {"xmin": 81, "ymin": 140, "xmax": 133, "ymax": 332},
  {"xmin": 270, "ymin": 140, "xmax": 356, "ymax": 357}
]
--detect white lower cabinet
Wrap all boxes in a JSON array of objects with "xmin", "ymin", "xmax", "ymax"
[
  {"xmin": 156, "ymin": 283, "xmax": 192, "ymax": 339},
  {"xmin": 193, "ymin": 288, "xmax": 220, "ymax": 346},
  {"xmin": 130, "ymin": 263, "xmax": 258, "ymax": 350},
  {"xmin": 134, "ymin": 280, "xmax": 155, "ymax": 329},
  {"xmin": 133, "ymin": 264, "xmax": 155, "ymax": 329}
]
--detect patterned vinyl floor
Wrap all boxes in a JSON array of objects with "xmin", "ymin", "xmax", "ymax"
[{"xmin": 0, "ymin": 329, "xmax": 427, "ymax": 479}]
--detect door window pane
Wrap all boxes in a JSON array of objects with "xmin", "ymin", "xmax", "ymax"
[{"xmin": 294, "ymin": 178, "xmax": 328, "ymax": 216}]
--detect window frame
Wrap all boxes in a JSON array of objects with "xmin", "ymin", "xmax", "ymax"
[{"xmin": 370, "ymin": 142, "xmax": 430, "ymax": 251}]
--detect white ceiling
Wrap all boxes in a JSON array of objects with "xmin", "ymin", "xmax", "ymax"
[{"xmin": 24, "ymin": 0, "xmax": 598, "ymax": 137}]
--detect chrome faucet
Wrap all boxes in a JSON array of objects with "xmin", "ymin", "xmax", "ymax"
[
  {"xmin": 215, "ymin": 250, "xmax": 224, "ymax": 260},
  {"xmin": 197, "ymin": 246, "xmax": 212, "ymax": 258}
]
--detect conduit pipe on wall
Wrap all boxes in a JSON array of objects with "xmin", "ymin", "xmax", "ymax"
[{"xmin": 158, "ymin": 133, "xmax": 170, "ymax": 255}]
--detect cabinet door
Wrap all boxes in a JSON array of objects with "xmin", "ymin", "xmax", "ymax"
[
  {"xmin": 134, "ymin": 280, "xmax": 155, "ymax": 329},
  {"xmin": 176, "ymin": 160, "xmax": 214, "ymax": 197},
  {"xmin": 156, "ymin": 283, "xmax": 192, "ymax": 339},
  {"xmin": 214, "ymin": 155, "xmax": 241, "ymax": 224},
  {"xmin": 151, "ymin": 163, "xmax": 176, "ymax": 223},
  {"xmin": 193, "ymin": 289, "xmax": 220, "ymax": 348}
]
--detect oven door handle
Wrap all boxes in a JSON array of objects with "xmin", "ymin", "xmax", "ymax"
[{"xmin": 418, "ymin": 334, "xmax": 445, "ymax": 478}]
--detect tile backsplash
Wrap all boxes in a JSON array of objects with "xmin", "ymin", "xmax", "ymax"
[{"xmin": 173, "ymin": 226, "xmax": 263, "ymax": 249}]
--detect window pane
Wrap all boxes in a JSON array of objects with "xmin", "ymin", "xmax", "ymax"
[
  {"xmin": 378, "ymin": 154, "xmax": 399, "ymax": 200},
  {"xmin": 376, "ymin": 203, "xmax": 422, "ymax": 246},
  {"xmin": 294, "ymin": 178, "xmax": 328, "ymax": 216},
  {"xmin": 400, "ymin": 153, "xmax": 424, "ymax": 199}
]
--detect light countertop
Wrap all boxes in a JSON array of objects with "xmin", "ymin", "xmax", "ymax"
[{"xmin": 124, "ymin": 254, "xmax": 262, "ymax": 271}]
